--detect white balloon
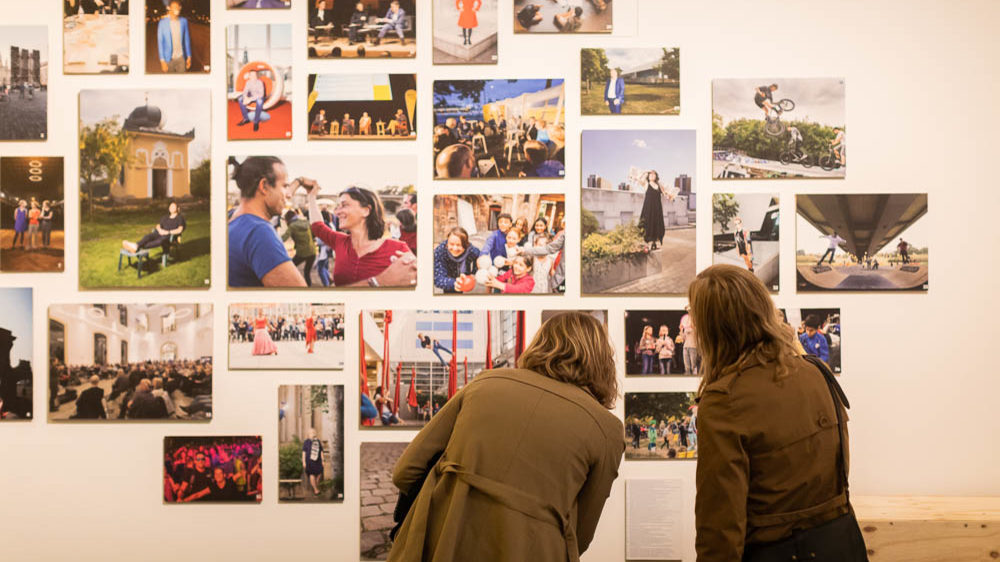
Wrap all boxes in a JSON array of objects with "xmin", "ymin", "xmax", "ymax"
[
  {"xmin": 476, "ymin": 255, "xmax": 492, "ymax": 269},
  {"xmin": 493, "ymin": 256, "xmax": 507, "ymax": 268},
  {"xmin": 489, "ymin": 266, "xmax": 499, "ymax": 276},
  {"xmin": 474, "ymin": 269, "xmax": 490, "ymax": 284}
]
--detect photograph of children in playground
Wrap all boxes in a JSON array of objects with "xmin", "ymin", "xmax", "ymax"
[
  {"xmin": 433, "ymin": 79, "xmax": 565, "ymax": 179},
  {"xmin": 624, "ymin": 392, "xmax": 698, "ymax": 460},
  {"xmin": 796, "ymin": 193, "xmax": 928, "ymax": 291},
  {"xmin": 307, "ymin": 73, "xmax": 416, "ymax": 139},
  {"xmin": 0, "ymin": 288, "xmax": 33, "ymax": 421},
  {"xmin": 712, "ymin": 193, "xmax": 779, "ymax": 291},
  {"xmin": 433, "ymin": 0, "xmax": 498, "ymax": 64},
  {"xmin": 78, "ymin": 89, "xmax": 211, "ymax": 289},
  {"xmin": 358, "ymin": 309, "xmax": 525, "ymax": 428},
  {"xmin": 163, "ymin": 436, "xmax": 262, "ymax": 503},
  {"xmin": 780, "ymin": 308, "xmax": 842, "ymax": 374},
  {"xmin": 278, "ymin": 384, "xmax": 345, "ymax": 502},
  {"xmin": 308, "ymin": 0, "xmax": 416, "ymax": 59},
  {"xmin": 63, "ymin": 1, "xmax": 129, "ymax": 74},
  {"xmin": 433, "ymin": 194, "xmax": 566, "ymax": 294},
  {"xmin": 226, "ymin": 23, "xmax": 293, "ymax": 140},
  {"xmin": 624, "ymin": 309, "xmax": 701, "ymax": 377},
  {"xmin": 229, "ymin": 304, "xmax": 344, "ymax": 370},
  {"xmin": 360, "ymin": 441, "xmax": 409, "ymax": 560},
  {"xmin": 0, "ymin": 157, "xmax": 64, "ymax": 272},
  {"xmin": 713, "ymin": 78, "xmax": 846, "ymax": 179},
  {"xmin": 581, "ymin": 48, "xmax": 679, "ymax": 115},
  {"xmin": 514, "ymin": 0, "xmax": 612, "ymax": 33}
]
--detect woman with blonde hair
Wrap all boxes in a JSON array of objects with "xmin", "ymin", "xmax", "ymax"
[
  {"xmin": 691, "ymin": 265, "xmax": 866, "ymax": 561},
  {"xmin": 388, "ymin": 312, "xmax": 623, "ymax": 562}
]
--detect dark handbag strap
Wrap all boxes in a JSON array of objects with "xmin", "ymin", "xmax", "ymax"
[{"xmin": 802, "ymin": 355, "xmax": 851, "ymax": 504}]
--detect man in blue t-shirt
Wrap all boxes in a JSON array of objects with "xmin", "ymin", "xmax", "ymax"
[
  {"xmin": 799, "ymin": 314, "xmax": 830, "ymax": 364},
  {"xmin": 228, "ymin": 156, "xmax": 308, "ymax": 287}
]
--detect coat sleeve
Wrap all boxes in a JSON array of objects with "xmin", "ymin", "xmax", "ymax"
[
  {"xmin": 392, "ymin": 388, "xmax": 465, "ymax": 495},
  {"xmin": 574, "ymin": 422, "xmax": 624, "ymax": 553},
  {"xmin": 695, "ymin": 391, "xmax": 750, "ymax": 562},
  {"xmin": 433, "ymin": 243, "xmax": 457, "ymax": 291}
]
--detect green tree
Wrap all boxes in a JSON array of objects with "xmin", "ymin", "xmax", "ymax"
[
  {"xmin": 581, "ymin": 208, "xmax": 601, "ymax": 238},
  {"xmin": 659, "ymin": 47, "xmax": 680, "ymax": 81},
  {"xmin": 712, "ymin": 112, "xmax": 726, "ymax": 149},
  {"xmin": 713, "ymin": 193, "xmax": 740, "ymax": 231},
  {"xmin": 580, "ymin": 48, "xmax": 609, "ymax": 91},
  {"xmin": 79, "ymin": 118, "xmax": 131, "ymax": 216},
  {"xmin": 625, "ymin": 392, "xmax": 693, "ymax": 424},
  {"xmin": 433, "ymin": 80, "xmax": 487, "ymax": 107},
  {"xmin": 189, "ymin": 159, "xmax": 211, "ymax": 199}
]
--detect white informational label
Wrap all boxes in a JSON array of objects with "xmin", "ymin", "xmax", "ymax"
[{"xmin": 625, "ymin": 479, "xmax": 683, "ymax": 561}]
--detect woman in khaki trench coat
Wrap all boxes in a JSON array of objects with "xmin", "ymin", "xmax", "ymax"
[{"xmin": 388, "ymin": 312, "xmax": 624, "ymax": 562}]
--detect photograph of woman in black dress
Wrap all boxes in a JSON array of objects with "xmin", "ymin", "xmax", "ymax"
[{"xmin": 638, "ymin": 170, "xmax": 677, "ymax": 250}]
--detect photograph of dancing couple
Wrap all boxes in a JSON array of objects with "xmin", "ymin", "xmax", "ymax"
[
  {"xmin": 227, "ymin": 155, "xmax": 417, "ymax": 289},
  {"xmin": 229, "ymin": 303, "xmax": 345, "ymax": 370}
]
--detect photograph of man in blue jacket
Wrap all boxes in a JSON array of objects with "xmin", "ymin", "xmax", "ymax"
[
  {"xmin": 481, "ymin": 213, "xmax": 513, "ymax": 261},
  {"xmin": 604, "ymin": 67, "xmax": 625, "ymax": 114},
  {"xmin": 157, "ymin": 0, "xmax": 191, "ymax": 72}
]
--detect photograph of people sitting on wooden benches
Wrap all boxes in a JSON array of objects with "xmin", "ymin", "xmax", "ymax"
[
  {"xmin": 48, "ymin": 303, "xmax": 214, "ymax": 422},
  {"xmin": 307, "ymin": 73, "xmax": 416, "ymax": 140},
  {"xmin": 278, "ymin": 385, "xmax": 344, "ymax": 502},
  {"xmin": 0, "ymin": 157, "xmax": 64, "ymax": 272},
  {"xmin": 78, "ymin": 89, "xmax": 211, "ymax": 289},
  {"xmin": 308, "ymin": 0, "xmax": 415, "ymax": 59}
]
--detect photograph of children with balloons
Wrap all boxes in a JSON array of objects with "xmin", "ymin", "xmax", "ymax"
[
  {"xmin": 432, "ymin": 194, "xmax": 566, "ymax": 295},
  {"xmin": 624, "ymin": 392, "xmax": 698, "ymax": 460}
]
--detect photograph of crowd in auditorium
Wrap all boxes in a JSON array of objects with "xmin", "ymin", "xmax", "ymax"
[
  {"xmin": 307, "ymin": 73, "xmax": 416, "ymax": 139},
  {"xmin": 624, "ymin": 308, "xmax": 700, "ymax": 377},
  {"xmin": 433, "ymin": 79, "xmax": 565, "ymax": 179},
  {"xmin": 581, "ymin": 47, "xmax": 679, "ymax": 115},
  {"xmin": 359, "ymin": 310, "xmax": 524, "ymax": 428},
  {"xmin": 226, "ymin": 23, "xmax": 293, "ymax": 140},
  {"xmin": 624, "ymin": 392, "xmax": 698, "ymax": 460},
  {"xmin": 229, "ymin": 303, "xmax": 345, "ymax": 370},
  {"xmin": 145, "ymin": 0, "xmax": 211, "ymax": 74},
  {"xmin": 48, "ymin": 303, "xmax": 213, "ymax": 421},
  {"xmin": 163, "ymin": 436, "xmax": 262, "ymax": 503},
  {"xmin": 514, "ymin": 0, "xmax": 612, "ymax": 33},
  {"xmin": 433, "ymin": 0, "xmax": 498, "ymax": 64},
  {"xmin": 78, "ymin": 89, "xmax": 212, "ymax": 289},
  {"xmin": 0, "ymin": 288, "xmax": 33, "ymax": 421},
  {"xmin": 0, "ymin": 26, "xmax": 48, "ymax": 141},
  {"xmin": 433, "ymin": 194, "xmax": 566, "ymax": 294},
  {"xmin": 278, "ymin": 385, "xmax": 345, "ymax": 502},
  {"xmin": 227, "ymin": 155, "xmax": 417, "ymax": 289},
  {"xmin": 781, "ymin": 307, "xmax": 842, "ymax": 373},
  {"xmin": 0, "ymin": 157, "xmax": 65, "ymax": 272},
  {"xmin": 63, "ymin": 0, "xmax": 129, "ymax": 74},
  {"xmin": 308, "ymin": 0, "xmax": 416, "ymax": 59}
]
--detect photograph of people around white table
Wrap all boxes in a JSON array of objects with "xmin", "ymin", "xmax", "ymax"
[{"xmin": 63, "ymin": 1, "xmax": 129, "ymax": 74}]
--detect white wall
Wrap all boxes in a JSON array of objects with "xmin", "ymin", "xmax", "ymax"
[{"xmin": 0, "ymin": 0, "xmax": 998, "ymax": 561}]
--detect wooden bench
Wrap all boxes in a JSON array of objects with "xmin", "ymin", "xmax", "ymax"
[{"xmin": 279, "ymin": 479, "xmax": 301, "ymax": 500}]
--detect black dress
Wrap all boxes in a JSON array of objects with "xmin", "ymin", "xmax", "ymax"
[{"xmin": 639, "ymin": 184, "xmax": 665, "ymax": 244}]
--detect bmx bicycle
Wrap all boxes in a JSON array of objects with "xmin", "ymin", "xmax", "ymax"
[
  {"xmin": 778, "ymin": 145, "xmax": 813, "ymax": 167},
  {"xmin": 818, "ymin": 144, "xmax": 845, "ymax": 171},
  {"xmin": 763, "ymin": 98, "xmax": 796, "ymax": 136}
]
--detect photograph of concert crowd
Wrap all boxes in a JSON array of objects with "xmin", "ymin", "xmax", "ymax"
[
  {"xmin": 63, "ymin": 0, "xmax": 129, "ymax": 74},
  {"xmin": 307, "ymin": 73, "xmax": 416, "ymax": 139},
  {"xmin": 0, "ymin": 26, "xmax": 47, "ymax": 141},
  {"xmin": 308, "ymin": 0, "xmax": 416, "ymax": 59},
  {"xmin": 163, "ymin": 436, "xmax": 262, "ymax": 503},
  {"xmin": 278, "ymin": 385, "xmax": 345, "ymax": 502},
  {"xmin": 145, "ymin": 0, "xmax": 211, "ymax": 74},
  {"xmin": 229, "ymin": 303, "xmax": 345, "ymax": 370},
  {"xmin": 433, "ymin": 79, "xmax": 565, "ymax": 179},
  {"xmin": 0, "ymin": 157, "xmax": 65, "ymax": 272},
  {"xmin": 48, "ymin": 303, "xmax": 213, "ymax": 421},
  {"xmin": 0, "ymin": 288, "xmax": 33, "ymax": 421}
]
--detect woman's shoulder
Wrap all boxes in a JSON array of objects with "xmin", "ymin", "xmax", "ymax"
[{"xmin": 477, "ymin": 368, "xmax": 622, "ymax": 429}]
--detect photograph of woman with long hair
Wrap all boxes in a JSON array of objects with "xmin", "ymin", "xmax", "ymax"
[
  {"xmin": 638, "ymin": 170, "xmax": 677, "ymax": 251},
  {"xmin": 252, "ymin": 308, "xmax": 278, "ymax": 356}
]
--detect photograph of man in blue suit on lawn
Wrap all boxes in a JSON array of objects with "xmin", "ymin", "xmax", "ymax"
[{"xmin": 581, "ymin": 47, "xmax": 680, "ymax": 115}]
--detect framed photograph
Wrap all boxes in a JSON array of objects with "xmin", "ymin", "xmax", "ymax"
[
  {"xmin": 624, "ymin": 309, "xmax": 700, "ymax": 377},
  {"xmin": 226, "ymin": 155, "xmax": 417, "ymax": 289},
  {"xmin": 796, "ymin": 193, "xmax": 928, "ymax": 291},
  {"xmin": 712, "ymin": 193, "xmax": 779, "ymax": 291},
  {"xmin": 48, "ymin": 303, "xmax": 214, "ymax": 422},
  {"xmin": 0, "ymin": 288, "xmax": 33, "ymax": 421},
  {"xmin": 581, "ymin": 129, "xmax": 696, "ymax": 295},
  {"xmin": 360, "ymin": 441, "xmax": 409, "ymax": 560},
  {"xmin": 432, "ymin": 79, "xmax": 565, "ymax": 179},
  {"xmin": 780, "ymin": 308, "xmax": 842, "ymax": 374},
  {"xmin": 514, "ymin": 0, "xmax": 612, "ymax": 33},
  {"xmin": 307, "ymin": 74, "xmax": 416, "ymax": 140},
  {"xmin": 228, "ymin": 0, "xmax": 290, "ymax": 8},
  {"xmin": 278, "ymin": 385, "xmax": 345, "ymax": 502},
  {"xmin": 229, "ymin": 303, "xmax": 345, "ymax": 370},
  {"xmin": 712, "ymin": 78, "xmax": 846, "ymax": 179},
  {"xmin": 78, "ymin": 89, "xmax": 212, "ymax": 289},
  {"xmin": 359, "ymin": 310, "xmax": 524, "ymax": 428},
  {"xmin": 145, "ymin": 0, "xmax": 210, "ymax": 74},
  {"xmin": 309, "ymin": 0, "xmax": 416, "ymax": 59},
  {"xmin": 0, "ymin": 157, "xmax": 65, "ymax": 272},
  {"xmin": 0, "ymin": 26, "xmax": 47, "ymax": 141},
  {"xmin": 433, "ymin": 194, "xmax": 566, "ymax": 294},
  {"xmin": 226, "ymin": 24, "xmax": 293, "ymax": 140},
  {"xmin": 164, "ymin": 436, "xmax": 262, "ymax": 503},
  {"xmin": 624, "ymin": 392, "xmax": 698, "ymax": 460},
  {"xmin": 433, "ymin": 0, "xmax": 498, "ymax": 64},
  {"xmin": 63, "ymin": 1, "xmax": 129, "ymax": 74},
  {"xmin": 581, "ymin": 48, "xmax": 679, "ymax": 115}
]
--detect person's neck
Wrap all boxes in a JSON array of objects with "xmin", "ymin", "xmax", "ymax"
[
  {"xmin": 236, "ymin": 198, "xmax": 273, "ymax": 221},
  {"xmin": 347, "ymin": 225, "xmax": 372, "ymax": 250}
]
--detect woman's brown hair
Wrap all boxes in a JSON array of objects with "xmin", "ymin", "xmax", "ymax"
[
  {"xmin": 688, "ymin": 265, "xmax": 799, "ymax": 395},
  {"xmin": 517, "ymin": 311, "xmax": 619, "ymax": 409}
]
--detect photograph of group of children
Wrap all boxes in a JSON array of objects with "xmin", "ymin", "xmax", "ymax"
[{"xmin": 624, "ymin": 392, "xmax": 698, "ymax": 460}]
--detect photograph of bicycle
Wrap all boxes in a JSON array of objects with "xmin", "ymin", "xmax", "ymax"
[{"xmin": 712, "ymin": 78, "xmax": 846, "ymax": 180}]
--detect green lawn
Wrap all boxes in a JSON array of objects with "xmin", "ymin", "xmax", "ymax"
[
  {"xmin": 582, "ymin": 83, "xmax": 680, "ymax": 115},
  {"xmin": 79, "ymin": 202, "xmax": 211, "ymax": 289}
]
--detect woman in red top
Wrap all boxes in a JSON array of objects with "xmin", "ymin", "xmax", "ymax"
[
  {"xmin": 304, "ymin": 310, "xmax": 317, "ymax": 354},
  {"xmin": 456, "ymin": 0, "xmax": 481, "ymax": 46},
  {"xmin": 486, "ymin": 255, "xmax": 535, "ymax": 294},
  {"xmin": 26, "ymin": 200, "xmax": 41, "ymax": 251},
  {"xmin": 303, "ymin": 180, "xmax": 416, "ymax": 287},
  {"xmin": 252, "ymin": 309, "xmax": 278, "ymax": 356}
]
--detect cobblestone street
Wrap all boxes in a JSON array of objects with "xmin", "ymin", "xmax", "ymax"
[
  {"xmin": 609, "ymin": 227, "xmax": 696, "ymax": 294},
  {"xmin": 360, "ymin": 442, "xmax": 409, "ymax": 560}
]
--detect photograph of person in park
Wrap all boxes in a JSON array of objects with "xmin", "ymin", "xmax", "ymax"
[
  {"xmin": 163, "ymin": 436, "xmax": 262, "ymax": 503},
  {"xmin": 358, "ymin": 310, "xmax": 524, "ymax": 429},
  {"xmin": 624, "ymin": 309, "xmax": 704, "ymax": 377},
  {"xmin": 581, "ymin": 129, "xmax": 696, "ymax": 294},
  {"xmin": 514, "ymin": 0, "xmax": 612, "ymax": 33},
  {"xmin": 48, "ymin": 303, "xmax": 213, "ymax": 422},
  {"xmin": 278, "ymin": 385, "xmax": 344, "ymax": 502},
  {"xmin": 308, "ymin": 0, "xmax": 416, "ymax": 59},
  {"xmin": 78, "ymin": 89, "xmax": 211, "ymax": 289},
  {"xmin": 229, "ymin": 303, "xmax": 344, "ymax": 370},
  {"xmin": 796, "ymin": 193, "xmax": 928, "ymax": 291},
  {"xmin": 0, "ymin": 157, "xmax": 65, "ymax": 272},
  {"xmin": 624, "ymin": 392, "xmax": 698, "ymax": 460},
  {"xmin": 227, "ymin": 155, "xmax": 417, "ymax": 289},
  {"xmin": 63, "ymin": 1, "xmax": 130, "ymax": 74},
  {"xmin": 0, "ymin": 26, "xmax": 47, "ymax": 140},
  {"xmin": 433, "ymin": 0, "xmax": 497, "ymax": 64},
  {"xmin": 433, "ymin": 79, "xmax": 565, "ymax": 179},
  {"xmin": 712, "ymin": 193, "xmax": 780, "ymax": 291},
  {"xmin": 145, "ymin": 0, "xmax": 210, "ymax": 74},
  {"xmin": 226, "ymin": 24, "xmax": 293, "ymax": 139},
  {"xmin": 581, "ymin": 48, "xmax": 679, "ymax": 115},
  {"xmin": 432, "ymin": 194, "xmax": 566, "ymax": 294},
  {"xmin": 713, "ymin": 78, "xmax": 846, "ymax": 179},
  {"xmin": 307, "ymin": 73, "xmax": 416, "ymax": 139},
  {"xmin": 0, "ymin": 288, "xmax": 33, "ymax": 421}
]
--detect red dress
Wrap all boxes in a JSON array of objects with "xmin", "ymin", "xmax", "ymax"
[
  {"xmin": 457, "ymin": 0, "xmax": 479, "ymax": 29},
  {"xmin": 311, "ymin": 221, "xmax": 410, "ymax": 286},
  {"xmin": 305, "ymin": 317, "xmax": 316, "ymax": 345}
]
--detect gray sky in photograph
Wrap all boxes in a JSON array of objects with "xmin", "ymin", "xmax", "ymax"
[
  {"xmin": 0, "ymin": 288, "xmax": 32, "ymax": 365},
  {"xmin": 0, "ymin": 26, "xmax": 48, "ymax": 62},
  {"xmin": 713, "ymin": 78, "xmax": 845, "ymax": 126},
  {"xmin": 602, "ymin": 48, "xmax": 667, "ymax": 73},
  {"xmin": 79, "ymin": 90, "xmax": 212, "ymax": 163},
  {"xmin": 227, "ymin": 155, "xmax": 416, "ymax": 196}
]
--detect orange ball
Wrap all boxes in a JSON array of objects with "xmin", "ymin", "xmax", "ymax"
[{"xmin": 455, "ymin": 275, "xmax": 476, "ymax": 293}]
